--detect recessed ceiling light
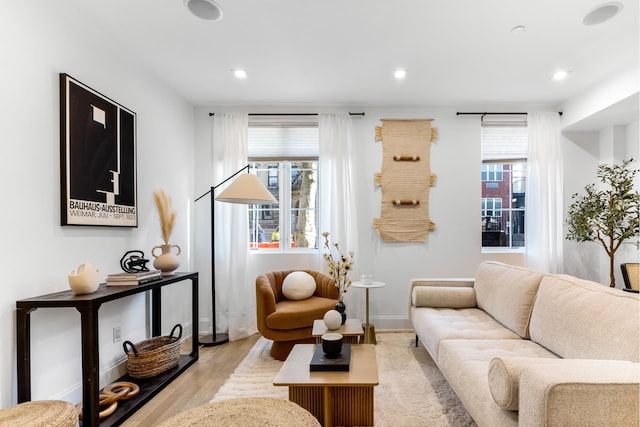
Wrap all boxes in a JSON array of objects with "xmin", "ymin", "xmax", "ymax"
[
  {"xmin": 184, "ymin": 0, "xmax": 223, "ymax": 21},
  {"xmin": 510, "ymin": 25, "xmax": 526, "ymax": 35},
  {"xmin": 232, "ymin": 69, "xmax": 247, "ymax": 79},
  {"xmin": 552, "ymin": 70, "xmax": 570, "ymax": 81},
  {"xmin": 582, "ymin": 2, "xmax": 623, "ymax": 26},
  {"xmin": 394, "ymin": 69, "xmax": 407, "ymax": 79}
]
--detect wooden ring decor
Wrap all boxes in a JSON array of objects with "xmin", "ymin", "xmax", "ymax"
[
  {"xmin": 103, "ymin": 381, "xmax": 140, "ymax": 399},
  {"xmin": 99, "ymin": 389, "xmax": 128, "ymax": 406},
  {"xmin": 76, "ymin": 394, "xmax": 119, "ymax": 420},
  {"xmin": 76, "ymin": 381, "xmax": 140, "ymax": 420}
]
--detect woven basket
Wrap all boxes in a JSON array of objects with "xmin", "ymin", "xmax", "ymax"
[{"xmin": 123, "ymin": 324, "xmax": 182, "ymax": 379}]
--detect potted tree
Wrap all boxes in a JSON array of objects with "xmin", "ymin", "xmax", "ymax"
[{"xmin": 566, "ymin": 159, "xmax": 640, "ymax": 287}]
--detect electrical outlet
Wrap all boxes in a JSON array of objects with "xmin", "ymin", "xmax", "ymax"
[{"xmin": 113, "ymin": 326, "xmax": 121, "ymax": 343}]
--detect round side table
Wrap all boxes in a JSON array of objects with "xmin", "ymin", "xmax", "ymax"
[{"xmin": 350, "ymin": 281, "xmax": 386, "ymax": 344}]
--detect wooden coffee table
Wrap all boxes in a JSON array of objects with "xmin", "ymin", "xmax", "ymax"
[
  {"xmin": 312, "ymin": 318, "xmax": 364, "ymax": 344},
  {"xmin": 273, "ymin": 344, "xmax": 378, "ymax": 427}
]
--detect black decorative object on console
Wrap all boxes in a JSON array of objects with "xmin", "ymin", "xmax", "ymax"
[{"xmin": 120, "ymin": 250, "xmax": 150, "ymax": 273}]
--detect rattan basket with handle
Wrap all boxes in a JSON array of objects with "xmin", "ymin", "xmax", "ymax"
[{"xmin": 123, "ymin": 324, "xmax": 182, "ymax": 379}]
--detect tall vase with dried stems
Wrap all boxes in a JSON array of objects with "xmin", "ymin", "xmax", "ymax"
[{"xmin": 152, "ymin": 190, "xmax": 181, "ymax": 276}]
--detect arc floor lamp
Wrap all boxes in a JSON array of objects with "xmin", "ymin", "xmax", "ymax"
[{"xmin": 195, "ymin": 165, "xmax": 277, "ymax": 346}]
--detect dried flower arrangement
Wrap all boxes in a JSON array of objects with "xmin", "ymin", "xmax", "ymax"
[
  {"xmin": 322, "ymin": 231, "xmax": 354, "ymax": 300},
  {"xmin": 153, "ymin": 190, "xmax": 176, "ymax": 245}
]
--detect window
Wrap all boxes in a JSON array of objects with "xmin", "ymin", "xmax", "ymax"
[
  {"xmin": 247, "ymin": 124, "xmax": 319, "ymax": 252},
  {"xmin": 267, "ymin": 166, "xmax": 278, "ymax": 188},
  {"xmin": 482, "ymin": 164, "xmax": 503, "ymax": 181},
  {"xmin": 481, "ymin": 116, "xmax": 527, "ymax": 249},
  {"xmin": 482, "ymin": 197, "xmax": 502, "ymax": 217}
]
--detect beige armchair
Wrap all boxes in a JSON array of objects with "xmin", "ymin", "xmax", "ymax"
[{"xmin": 256, "ymin": 270, "xmax": 339, "ymax": 360}]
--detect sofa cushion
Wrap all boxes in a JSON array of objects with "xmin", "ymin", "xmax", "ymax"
[
  {"xmin": 474, "ymin": 262, "xmax": 543, "ymax": 339},
  {"xmin": 412, "ymin": 286, "xmax": 476, "ymax": 308},
  {"xmin": 267, "ymin": 296, "xmax": 336, "ymax": 330},
  {"xmin": 411, "ymin": 307, "xmax": 521, "ymax": 363},
  {"xmin": 488, "ymin": 357, "xmax": 561, "ymax": 410},
  {"xmin": 529, "ymin": 274, "xmax": 640, "ymax": 362},
  {"xmin": 282, "ymin": 271, "xmax": 316, "ymax": 300},
  {"xmin": 438, "ymin": 339, "xmax": 558, "ymax": 427}
]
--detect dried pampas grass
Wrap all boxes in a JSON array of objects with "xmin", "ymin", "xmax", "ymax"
[{"xmin": 153, "ymin": 190, "xmax": 176, "ymax": 245}]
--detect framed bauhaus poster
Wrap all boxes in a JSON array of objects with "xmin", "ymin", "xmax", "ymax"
[{"xmin": 60, "ymin": 73, "xmax": 137, "ymax": 226}]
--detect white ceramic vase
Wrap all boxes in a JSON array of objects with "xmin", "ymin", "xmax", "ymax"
[
  {"xmin": 152, "ymin": 244, "xmax": 181, "ymax": 276},
  {"xmin": 68, "ymin": 262, "xmax": 100, "ymax": 294}
]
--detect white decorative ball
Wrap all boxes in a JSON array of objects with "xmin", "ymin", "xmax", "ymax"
[
  {"xmin": 323, "ymin": 310, "xmax": 342, "ymax": 330},
  {"xmin": 282, "ymin": 271, "xmax": 316, "ymax": 300}
]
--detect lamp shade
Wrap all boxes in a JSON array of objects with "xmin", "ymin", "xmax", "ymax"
[{"xmin": 215, "ymin": 173, "xmax": 278, "ymax": 204}]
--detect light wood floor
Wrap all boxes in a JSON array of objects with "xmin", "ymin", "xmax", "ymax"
[{"xmin": 121, "ymin": 333, "xmax": 260, "ymax": 426}]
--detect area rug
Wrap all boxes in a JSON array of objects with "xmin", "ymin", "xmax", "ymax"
[{"xmin": 212, "ymin": 333, "xmax": 476, "ymax": 426}]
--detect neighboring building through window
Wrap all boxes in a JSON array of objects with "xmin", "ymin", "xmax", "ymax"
[
  {"xmin": 481, "ymin": 164, "xmax": 503, "ymax": 182},
  {"xmin": 247, "ymin": 123, "xmax": 319, "ymax": 252},
  {"xmin": 481, "ymin": 115, "xmax": 527, "ymax": 249},
  {"xmin": 482, "ymin": 197, "xmax": 502, "ymax": 218}
]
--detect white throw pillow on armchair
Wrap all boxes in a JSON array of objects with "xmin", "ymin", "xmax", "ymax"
[{"xmin": 282, "ymin": 271, "xmax": 316, "ymax": 300}]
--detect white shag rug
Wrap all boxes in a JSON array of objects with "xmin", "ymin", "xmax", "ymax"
[{"xmin": 212, "ymin": 333, "xmax": 477, "ymax": 427}]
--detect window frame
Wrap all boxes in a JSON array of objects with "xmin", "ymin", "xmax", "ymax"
[
  {"xmin": 482, "ymin": 197, "xmax": 503, "ymax": 217},
  {"xmin": 482, "ymin": 163, "xmax": 504, "ymax": 182},
  {"xmin": 481, "ymin": 116, "xmax": 528, "ymax": 251},
  {"xmin": 247, "ymin": 121, "xmax": 320, "ymax": 254}
]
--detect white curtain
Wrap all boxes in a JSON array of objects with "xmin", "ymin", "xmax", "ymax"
[
  {"xmin": 318, "ymin": 113, "xmax": 360, "ymax": 309},
  {"xmin": 525, "ymin": 112, "xmax": 564, "ymax": 273},
  {"xmin": 211, "ymin": 113, "xmax": 255, "ymax": 340}
]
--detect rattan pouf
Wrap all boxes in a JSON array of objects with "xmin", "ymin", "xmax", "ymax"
[
  {"xmin": 0, "ymin": 400, "xmax": 78, "ymax": 426},
  {"xmin": 156, "ymin": 397, "xmax": 321, "ymax": 427}
]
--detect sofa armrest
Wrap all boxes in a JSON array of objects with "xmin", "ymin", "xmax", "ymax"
[
  {"xmin": 256, "ymin": 275, "xmax": 277, "ymax": 335},
  {"xmin": 518, "ymin": 360, "xmax": 640, "ymax": 427},
  {"xmin": 410, "ymin": 279, "xmax": 476, "ymax": 308}
]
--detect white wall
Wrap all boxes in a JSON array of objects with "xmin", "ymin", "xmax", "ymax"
[
  {"xmin": 193, "ymin": 105, "xmax": 529, "ymax": 334},
  {"xmin": 561, "ymin": 78, "xmax": 640, "ymax": 287},
  {"xmin": 1, "ymin": 3, "xmax": 195, "ymax": 407}
]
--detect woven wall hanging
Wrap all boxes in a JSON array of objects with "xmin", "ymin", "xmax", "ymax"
[{"xmin": 373, "ymin": 119, "xmax": 437, "ymax": 242}]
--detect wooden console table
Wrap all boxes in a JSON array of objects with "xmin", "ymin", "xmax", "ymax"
[{"xmin": 16, "ymin": 272, "xmax": 199, "ymax": 427}]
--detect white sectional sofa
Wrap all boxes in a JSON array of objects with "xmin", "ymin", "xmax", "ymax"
[{"xmin": 410, "ymin": 261, "xmax": 640, "ymax": 427}]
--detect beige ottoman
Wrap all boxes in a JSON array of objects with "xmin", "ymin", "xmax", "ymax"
[
  {"xmin": 0, "ymin": 400, "xmax": 78, "ymax": 426},
  {"xmin": 157, "ymin": 397, "xmax": 320, "ymax": 427}
]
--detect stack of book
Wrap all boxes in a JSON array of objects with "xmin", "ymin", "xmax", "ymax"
[{"xmin": 106, "ymin": 270, "xmax": 162, "ymax": 286}]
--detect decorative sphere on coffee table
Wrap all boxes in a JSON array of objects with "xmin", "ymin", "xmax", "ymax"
[{"xmin": 323, "ymin": 310, "xmax": 342, "ymax": 330}]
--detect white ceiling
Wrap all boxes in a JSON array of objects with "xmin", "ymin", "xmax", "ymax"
[{"xmin": 67, "ymin": 0, "xmax": 638, "ymax": 108}]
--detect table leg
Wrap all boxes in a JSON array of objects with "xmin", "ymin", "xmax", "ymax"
[
  {"xmin": 365, "ymin": 288, "xmax": 370, "ymax": 326},
  {"xmin": 191, "ymin": 276, "xmax": 199, "ymax": 357},
  {"xmin": 362, "ymin": 288, "xmax": 377, "ymax": 344},
  {"xmin": 16, "ymin": 307, "xmax": 33, "ymax": 402},
  {"xmin": 77, "ymin": 305, "xmax": 101, "ymax": 426},
  {"xmin": 323, "ymin": 387, "xmax": 333, "ymax": 427},
  {"xmin": 152, "ymin": 287, "xmax": 161, "ymax": 336}
]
